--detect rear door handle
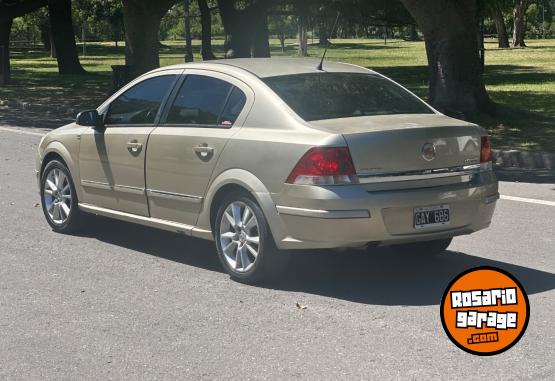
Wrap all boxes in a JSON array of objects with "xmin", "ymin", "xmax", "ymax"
[
  {"xmin": 127, "ymin": 140, "xmax": 143, "ymax": 153},
  {"xmin": 193, "ymin": 144, "xmax": 214, "ymax": 158}
]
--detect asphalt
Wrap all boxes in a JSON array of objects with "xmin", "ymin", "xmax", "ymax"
[{"xmin": 0, "ymin": 128, "xmax": 554, "ymax": 380}]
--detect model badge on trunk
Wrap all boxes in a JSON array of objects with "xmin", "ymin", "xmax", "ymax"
[{"xmin": 422, "ymin": 143, "xmax": 436, "ymax": 161}]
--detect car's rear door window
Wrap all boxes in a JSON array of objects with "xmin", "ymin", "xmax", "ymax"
[
  {"xmin": 164, "ymin": 74, "xmax": 246, "ymax": 127},
  {"xmin": 105, "ymin": 75, "xmax": 177, "ymax": 125}
]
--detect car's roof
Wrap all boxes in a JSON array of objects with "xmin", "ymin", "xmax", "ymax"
[{"xmin": 164, "ymin": 58, "xmax": 374, "ymax": 78}]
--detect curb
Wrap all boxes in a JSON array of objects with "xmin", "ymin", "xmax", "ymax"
[{"xmin": 492, "ymin": 150, "xmax": 554, "ymax": 170}]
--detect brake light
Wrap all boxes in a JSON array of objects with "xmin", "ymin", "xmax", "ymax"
[
  {"xmin": 480, "ymin": 136, "xmax": 493, "ymax": 163},
  {"xmin": 286, "ymin": 147, "xmax": 359, "ymax": 185}
]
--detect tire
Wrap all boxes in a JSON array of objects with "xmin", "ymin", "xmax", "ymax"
[
  {"xmin": 214, "ymin": 192, "xmax": 289, "ymax": 284},
  {"xmin": 389, "ymin": 238, "xmax": 453, "ymax": 256},
  {"xmin": 40, "ymin": 160, "xmax": 84, "ymax": 233}
]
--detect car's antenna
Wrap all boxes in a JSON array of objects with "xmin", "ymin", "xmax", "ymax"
[{"xmin": 317, "ymin": 12, "xmax": 340, "ymax": 71}]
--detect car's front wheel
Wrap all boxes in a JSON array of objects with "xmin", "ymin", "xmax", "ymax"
[
  {"xmin": 389, "ymin": 238, "xmax": 453, "ymax": 256},
  {"xmin": 40, "ymin": 160, "xmax": 83, "ymax": 233},
  {"xmin": 215, "ymin": 193, "xmax": 289, "ymax": 283}
]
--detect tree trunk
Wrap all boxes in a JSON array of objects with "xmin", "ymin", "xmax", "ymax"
[
  {"xmin": 319, "ymin": 19, "xmax": 329, "ymax": 46},
  {"xmin": 1, "ymin": 0, "xmax": 49, "ymax": 85},
  {"xmin": 184, "ymin": 0, "xmax": 193, "ymax": 62},
  {"xmin": 218, "ymin": 0, "xmax": 249, "ymax": 57},
  {"xmin": 512, "ymin": 0, "xmax": 528, "ymax": 47},
  {"xmin": 252, "ymin": 13, "xmax": 270, "ymax": 57},
  {"xmin": 122, "ymin": 0, "xmax": 176, "ymax": 75},
  {"xmin": 407, "ymin": 24, "xmax": 419, "ymax": 41},
  {"xmin": 278, "ymin": 32, "xmax": 285, "ymax": 52},
  {"xmin": 40, "ymin": 20, "xmax": 51, "ymax": 52},
  {"xmin": 401, "ymin": 0, "xmax": 491, "ymax": 116},
  {"xmin": 492, "ymin": 7, "xmax": 510, "ymax": 48},
  {"xmin": 48, "ymin": 0, "xmax": 86, "ymax": 75},
  {"xmin": 477, "ymin": 15, "xmax": 485, "ymax": 73},
  {"xmin": 297, "ymin": 2, "xmax": 308, "ymax": 56},
  {"xmin": 49, "ymin": 30, "xmax": 56, "ymax": 58},
  {"xmin": 197, "ymin": 0, "xmax": 216, "ymax": 60},
  {"xmin": 0, "ymin": 18, "xmax": 13, "ymax": 86},
  {"xmin": 218, "ymin": 0, "xmax": 270, "ymax": 58}
]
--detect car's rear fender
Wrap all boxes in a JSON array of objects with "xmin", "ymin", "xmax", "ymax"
[{"xmin": 194, "ymin": 168, "xmax": 288, "ymax": 245}]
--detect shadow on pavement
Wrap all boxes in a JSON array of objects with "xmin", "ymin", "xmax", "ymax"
[
  {"xmin": 0, "ymin": 107, "xmax": 74, "ymax": 129},
  {"xmin": 80, "ymin": 216, "xmax": 555, "ymax": 307},
  {"xmin": 494, "ymin": 166, "xmax": 555, "ymax": 184}
]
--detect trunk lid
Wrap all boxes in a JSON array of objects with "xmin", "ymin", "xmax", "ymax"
[{"xmin": 310, "ymin": 114, "xmax": 485, "ymax": 176}]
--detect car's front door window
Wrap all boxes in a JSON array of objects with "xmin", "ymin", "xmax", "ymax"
[{"xmin": 105, "ymin": 75, "xmax": 176, "ymax": 125}]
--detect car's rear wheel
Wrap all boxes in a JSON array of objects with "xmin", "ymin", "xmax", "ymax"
[
  {"xmin": 215, "ymin": 193, "xmax": 289, "ymax": 283},
  {"xmin": 389, "ymin": 238, "xmax": 453, "ymax": 256},
  {"xmin": 40, "ymin": 160, "xmax": 83, "ymax": 233}
]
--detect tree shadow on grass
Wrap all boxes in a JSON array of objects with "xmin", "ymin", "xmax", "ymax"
[
  {"xmin": 484, "ymin": 65, "xmax": 555, "ymax": 87},
  {"xmin": 77, "ymin": 216, "xmax": 555, "ymax": 307},
  {"xmin": 372, "ymin": 64, "xmax": 555, "ymax": 152}
]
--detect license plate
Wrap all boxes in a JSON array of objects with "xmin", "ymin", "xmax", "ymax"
[{"xmin": 413, "ymin": 205, "xmax": 450, "ymax": 229}]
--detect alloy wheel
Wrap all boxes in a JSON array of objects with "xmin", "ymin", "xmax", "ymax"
[
  {"xmin": 43, "ymin": 168, "xmax": 72, "ymax": 225},
  {"xmin": 219, "ymin": 201, "xmax": 260, "ymax": 273}
]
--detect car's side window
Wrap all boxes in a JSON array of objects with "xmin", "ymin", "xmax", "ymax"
[
  {"xmin": 105, "ymin": 75, "xmax": 176, "ymax": 125},
  {"xmin": 218, "ymin": 87, "xmax": 247, "ymax": 127},
  {"xmin": 165, "ymin": 74, "xmax": 246, "ymax": 127}
]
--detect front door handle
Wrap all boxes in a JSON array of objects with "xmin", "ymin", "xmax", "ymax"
[
  {"xmin": 127, "ymin": 140, "xmax": 143, "ymax": 154},
  {"xmin": 193, "ymin": 144, "xmax": 214, "ymax": 159}
]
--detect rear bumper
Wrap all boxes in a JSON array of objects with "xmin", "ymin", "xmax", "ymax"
[{"xmin": 273, "ymin": 171, "xmax": 498, "ymax": 250}]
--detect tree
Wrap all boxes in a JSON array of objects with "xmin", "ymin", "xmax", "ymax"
[
  {"xmin": 48, "ymin": 0, "xmax": 86, "ymax": 74},
  {"xmin": 122, "ymin": 0, "xmax": 179, "ymax": 75},
  {"xmin": 482, "ymin": 0, "xmax": 511, "ymax": 48},
  {"xmin": 513, "ymin": 0, "xmax": 530, "ymax": 46},
  {"xmin": 268, "ymin": 13, "xmax": 297, "ymax": 52},
  {"xmin": 217, "ymin": 0, "xmax": 270, "ymax": 58},
  {"xmin": 400, "ymin": 0, "xmax": 491, "ymax": 115},
  {"xmin": 74, "ymin": 0, "xmax": 124, "ymax": 47},
  {"xmin": 492, "ymin": 6, "xmax": 510, "ymax": 48},
  {"xmin": 0, "ymin": 18, "xmax": 13, "ymax": 85},
  {"xmin": 295, "ymin": 1, "xmax": 309, "ymax": 56},
  {"xmin": 184, "ymin": 0, "xmax": 193, "ymax": 62},
  {"xmin": 197, "ymin": 0, "xmax": 216, "ymax": 60},
  {"xmin": 0, "ymin": 0, "xmax": 50, "ymax": 85}
]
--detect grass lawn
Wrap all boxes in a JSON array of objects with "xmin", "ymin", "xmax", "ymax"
[{"xmin": 1, "ymin": 38, "xmax": 554, "ymax": 152}]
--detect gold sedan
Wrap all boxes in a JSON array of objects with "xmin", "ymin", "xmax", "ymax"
[{"xmin": 36, "ymin": 58, "xmax": 499, "ymax": 283}]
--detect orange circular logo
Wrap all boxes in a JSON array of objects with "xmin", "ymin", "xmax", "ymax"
[{"xmin": 440, "ymin": 267, "xmax": 529, "ymax": 356}]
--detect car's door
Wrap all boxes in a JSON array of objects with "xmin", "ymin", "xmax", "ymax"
[
  {"xmin": 146, "ymin": 70, "xmax": 253, "ymax": 226},
  {"xmin": 78, "ymin": 70, "xmax": 181, "ymax": 216}
]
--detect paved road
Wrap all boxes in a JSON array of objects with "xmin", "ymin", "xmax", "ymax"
[{"xmin": 1, "ymin": 127, "xmax": 554, "ymax": 380}]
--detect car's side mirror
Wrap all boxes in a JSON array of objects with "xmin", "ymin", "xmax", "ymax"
[{"xmin": 76, "ymin": 110, "xmax": 104, "ymax": 131}]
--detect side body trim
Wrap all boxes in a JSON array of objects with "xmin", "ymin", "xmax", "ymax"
[
  {"xmin": 146, "ymin": 189, "xmax": 203, "ymax": 204},
  {"xmin": 81, "ymin": 180, "xmax": 145, "ymax": 195}
]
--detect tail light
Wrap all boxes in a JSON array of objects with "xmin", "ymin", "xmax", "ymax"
[
  {"xmin": 480, "ymin": 136, "xmax": 493, "ymax": 163},
  {"xmin": 286, "ymin": 147, "xmax": 359, "ymax": 185},
  {"xmin": 480, "ymin": 135, "xmax": 493, "ymax": 171}
]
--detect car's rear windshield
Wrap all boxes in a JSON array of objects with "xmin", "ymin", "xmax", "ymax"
[{"xmin": 262, "ymin": 72, "xmax": 433, "ymax": 121}]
